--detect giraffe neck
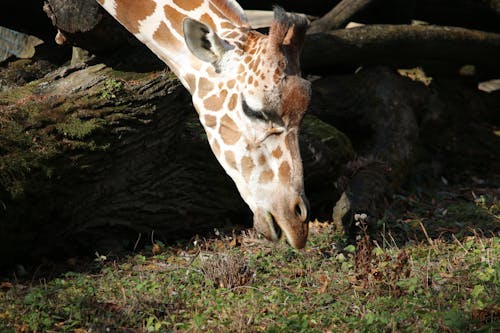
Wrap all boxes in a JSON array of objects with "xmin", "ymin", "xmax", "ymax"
[
  {"xmin": 97, "ymin": 0, "xmax": 248, "ymax": 93},
  {"xmin": 97, "ymin": 1, "xmax": 312, "ymax": 249}
]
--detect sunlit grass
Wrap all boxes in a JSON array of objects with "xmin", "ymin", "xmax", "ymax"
[{"xmin": 1, "ymin": 216, "xmax": 499, "ymax": 332}]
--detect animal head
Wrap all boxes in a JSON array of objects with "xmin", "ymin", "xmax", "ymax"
[{"xmin": 185, "ymin": 7, "xmax": 311, "ymax": 248}]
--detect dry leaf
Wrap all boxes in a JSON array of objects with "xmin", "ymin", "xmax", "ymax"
[
  {"xmin": 152, "ymin": 243, "xmax": 161, "ymax": 255},
  {"xmin": 0, "ymin": 281, "xmax": 13, "ymax": 291}
]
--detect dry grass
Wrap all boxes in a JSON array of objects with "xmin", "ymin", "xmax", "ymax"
[{"xmin": 199, "ymin": 252, "xmax": 254, "ymax": 289}]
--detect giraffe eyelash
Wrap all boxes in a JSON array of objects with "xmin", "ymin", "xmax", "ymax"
[
  {"xmin": 241, "ymin": 96, "xmax": 268, "ymax": 122},
  {"xmin": 241, "ymin": 96, "xmax": 284, "ymax": 128}
]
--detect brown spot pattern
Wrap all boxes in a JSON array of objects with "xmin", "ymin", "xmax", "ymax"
[
  {"xmin": 200, "ymin": 13, "xmax": 217, "ymax": 31},
  {"xmin": 164, "ymin": 5, "xmax": 184, "ymax": 36},
  {"xmin": 259, "ymin": 169, "xmax": 274, "ymax": 184},
  {"xmin": 272, "ymin": 146, "xmax": 283, "ymax": 159},
  {"xmin": 258, "ymin": 154, "xmax": 266, "ymax": 165},
  {"xmin": 219, "ymin": 115, "xmax": 241, "ymax": 145},
  {"xmin": 172, "ymin": 0, "xmax": 203, "ymax": 11},
  {"xmin": 115, "ymin": 0, "xmax": 156, "ymax": 34},
  {"xmin": 221, "ymin": 21, "xmax": 235, "ymax": 30},
  {"xmin": 228, "ymin": 93, "xmax": 238, "ymax": 110},
  {"xmin": 211, "ymin": 139, "xmax": 220, "ymax": 156},
  {"xmin": 204, "ymin": 90, "xmax": 228, "ymax": 111},
  {"xmin": 204, "ymin": 115, "xmax": 217, "ymax": 128},
  {"xmin": 197, "ymin": 77, "xmax": 214, "ymax": 98},
  {"xmin": 279, "ymin": 161, "xmax": 291, "ymax": 184},
  {"xmin": 183, "ymin": 73, "xmax": 196, "ymax": 91},
  {"xmin": 224, "ymin": 151, "xmax": 237, "ymax": 169},
  {"xmin": 273, "ymin": 68, "xmax": 281, "ymax": 83},
  {"xmin": 209, "ymin": 0, "xmax": 249, "ymax": 28},
  {"xmin": 250, "ymin": 58, "xmax": 260, "ymax": 71},
  {"xmin": 285, "ymin": 132, "xmax": 301, "ymax": 161},
  {"xmin": 198, "ymin": 77, "xmax": 214, "ymax": 90},
  {"xmin": 241, "ymin": 156, "xmax": 255, "ymax": 182},
  {"xmin": 225, "ymin": 31, "xmax": 240, "ymax": 39},
  {"xmin": 153, "ymin": 22, "xmax": 182, "ymax": 49}
]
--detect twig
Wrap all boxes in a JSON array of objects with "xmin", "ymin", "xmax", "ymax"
[
  {"xmin": 133, "ymin": 233, "xmax": 142, "ymax": 252},
  {"xmin": 419, "ymin": 221, "xmax": 439, "ymax": 253}
]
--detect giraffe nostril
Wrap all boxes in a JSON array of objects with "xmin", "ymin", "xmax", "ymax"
[{"xmin": 294, "ymin": 196, "xmax": 309, "ymax": 223}]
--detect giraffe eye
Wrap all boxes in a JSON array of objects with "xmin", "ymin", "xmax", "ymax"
[{"xmin": 242, "ymin": 97, "xmax": 268, "ymax": 122}]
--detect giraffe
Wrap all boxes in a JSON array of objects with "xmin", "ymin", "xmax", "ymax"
[{"xmin": 96, "ymin": 0, "xmax": 311, "ymax": 248}]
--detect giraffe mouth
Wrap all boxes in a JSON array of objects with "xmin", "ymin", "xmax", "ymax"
[{"xmin": 268, "ymin": 213, "xmax": 282, "ymax": 240}]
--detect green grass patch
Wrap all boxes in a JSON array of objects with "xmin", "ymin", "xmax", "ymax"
[{"xmin": 1, "ymin": 223, "xmax": 498, "ymax": 332}]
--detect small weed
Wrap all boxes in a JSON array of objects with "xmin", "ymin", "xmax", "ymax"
[{"xmin": 100, "ymin": 78, "xmax": 124, "ymax": 100}]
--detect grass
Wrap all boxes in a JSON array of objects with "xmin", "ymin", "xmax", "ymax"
[{"xmin": 0, "ymin": 185, "xmax": 499, "ymax": 332}]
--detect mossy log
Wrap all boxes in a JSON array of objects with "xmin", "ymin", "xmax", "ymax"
[{"xmin": 0, "ymin": 60, "xmax": 353, "ymax": 266}]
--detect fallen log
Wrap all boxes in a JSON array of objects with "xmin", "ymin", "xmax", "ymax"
[{"xmin": 302, "ymin": 25, "xmax": 500, "ymax": 77}]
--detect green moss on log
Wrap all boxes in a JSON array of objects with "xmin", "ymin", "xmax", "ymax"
[
  {"xmin": 302, "ymin": 115, "xmax": 354, "ymax": 160},
  {"xmin": 0, "ymin": 116, "xmax": 57, "ymax": 198},
  {"xmin": 0, "ymin": 61, "xmax": 180, "ymax": 199},
  {"xmin": 55, "ymin": 118, "xmax": 102, "ymax": 139}
]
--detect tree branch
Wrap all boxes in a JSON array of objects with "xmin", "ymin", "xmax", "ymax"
[{"xmin": 307, "ymin": 0, "xmax": 376, "ymax": 34}]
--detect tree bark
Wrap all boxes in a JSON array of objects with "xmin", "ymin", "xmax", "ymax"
[{"xmin": 302, "ymin": 25, "xmax": 500, "ymax": 77}]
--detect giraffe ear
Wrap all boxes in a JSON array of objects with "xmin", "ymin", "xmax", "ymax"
[{"xmin": 183, "ymin": 18, "xmax": 228, "ymax": 64}]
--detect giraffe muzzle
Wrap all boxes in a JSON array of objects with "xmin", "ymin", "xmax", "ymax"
[{"xmin": 254, "ymin": 194, "xmax": 310, "ymax": 249}]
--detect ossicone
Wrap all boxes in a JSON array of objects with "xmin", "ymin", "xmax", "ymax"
[{"xmin": 268, "ymin": 6, "xmax": 308, "ymax": 52}]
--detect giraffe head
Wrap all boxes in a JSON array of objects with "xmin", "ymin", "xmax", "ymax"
[{"xmin": 183, "ymin": 6, "xmax": 310, "ymax": 248}]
